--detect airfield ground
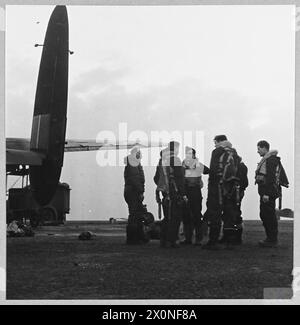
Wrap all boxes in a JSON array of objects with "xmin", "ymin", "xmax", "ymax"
[{"xmin": 7, "ymin": 220, "xmax": 293, "ymax": 300}]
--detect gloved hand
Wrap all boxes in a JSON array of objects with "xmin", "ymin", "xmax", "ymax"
[{"xmin": 262, "ymin": 195, "xmax": 269, "ymax": 203}]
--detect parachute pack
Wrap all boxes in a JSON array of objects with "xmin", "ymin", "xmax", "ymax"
[
  {"xmin": 274, "ymin": 161, "xmax": 289, "ymax": 203},
  {"xmin": 156, "ymin": 162, "xmax": 185, "ymax": 211},
  {"xmin": 156, "ymin": 163, "xmax": 170, "ymax": 195},
  {"xmin": 218, "ymin": 147, "xmax": 240, "ymax": 183},
  {"xmin": 217, "ymin": 147, "xmax": 242, "ymax": 204}
]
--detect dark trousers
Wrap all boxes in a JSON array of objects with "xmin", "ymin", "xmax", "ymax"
[
  {"xmin": 160, "ymin": 197, "xmax": 182, "ymax": 244},
  {"xmin": 204, "ymin": 183, "xmax": 240, "ymax": 243},
  {"xmin": 260, "ymin": 196, "xmax": 278, "ymax": 242},
  {"xmin": 222, "ymin": 191, "xmax": 244, "ymax": 244},
  {"xmin": 222, "ymin": 192, "xmax": 244, "ymax": 230},
  {"xmin": 124, "ymin": 186, "xmax": 145, "ymax": 244},
  {"xmin": 124, "ymin": 186, "xmax": 143, "ymax": 222},
  {"xmin": 182, "ymin": 186, "xmax": 204, "ymax": 242}
]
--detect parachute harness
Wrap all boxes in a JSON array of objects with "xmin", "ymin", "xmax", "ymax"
[{"xmin": 217, "ymin": 147, "xmax": 241, "ymax": 207}]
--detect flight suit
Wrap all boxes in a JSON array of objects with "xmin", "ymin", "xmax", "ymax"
[
  {"xmin": 220, "ymin": 162, "xmax": 249, "ymax": 244},
  {"xmin": 204, "ymin": 142, "xmax": 241, "ymax": 245},
  {"xmin": 154, "ymin": 149, "xmax": 186, "ymax": 247},
  {"xmin": 256, "ymin": 152, "xmax": 285, "ymax": 243},
  {"xmin": 124, "ymin": 153, "xmax": 145, "ymax": 236}
]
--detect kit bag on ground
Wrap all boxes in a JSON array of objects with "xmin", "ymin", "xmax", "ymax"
[
  {"xmin": 126, "ymin": 205, "xmax": 154, "ymax": 244},
  {"xmin": 148, "ymin": 220, "xmax": 162, "ymax": 240}
]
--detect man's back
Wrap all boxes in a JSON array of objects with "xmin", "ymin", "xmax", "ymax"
[{"xmin": 124, "ymin": 155, "xmax": 145, "ymax": 194}]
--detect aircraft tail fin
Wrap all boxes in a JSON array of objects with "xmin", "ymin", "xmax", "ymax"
[
  {"xmin": 29, "ymin": 5, "xmax": 69, "ymax": 206},
  {"xmin": 30, "ymin": 114, "xmax": 51, "ymax": 152}
]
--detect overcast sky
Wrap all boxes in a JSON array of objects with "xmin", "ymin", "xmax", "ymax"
[{"xmin": 6, "ymin": 5, "xmax": 295, "ymax": 221}]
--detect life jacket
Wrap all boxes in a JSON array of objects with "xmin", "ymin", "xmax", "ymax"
[
  {"xmin": 182, "ymin": 157, "xmax": 204, "ymax": 188},
  {"xmin": 255, "ymin": 151, "xmax": 289, "ymax": 199}
]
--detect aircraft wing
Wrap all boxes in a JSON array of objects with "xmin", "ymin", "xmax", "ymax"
[
  {"xmin": 6, "ymin": 137, "xmax": 164, "ymax": 157},
  {"xmin": 6, "ymin": 138, "xmax": 44, "ymax": 166},
  {"xmin": 6, "ymin": 149, "xmax": 44, "ymax": 166},
  {"xmin": 64, "ymin": 139, "xmax": 163, "ymax": 152},
  {"xmin": 6, "ymin": 138, "xmax": 31, "ymax": 151}
]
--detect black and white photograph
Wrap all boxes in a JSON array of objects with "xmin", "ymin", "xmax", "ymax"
[{"xmin": 2, "ymin": 1, "xmax": 298, "ymax": 304}]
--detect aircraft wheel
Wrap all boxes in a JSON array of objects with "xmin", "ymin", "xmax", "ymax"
[
  {"xmin": 30, "ymin": 212, "xmax": 40, "ymax": 228},
  {"xmin": 40, "ymin": 207, "xmax": 57, "ymax": 225}
]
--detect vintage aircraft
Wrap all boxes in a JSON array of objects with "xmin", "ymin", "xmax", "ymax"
[{"xmin": 6, "ymin": 5, "xmax": 160, "ymax": 208}]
